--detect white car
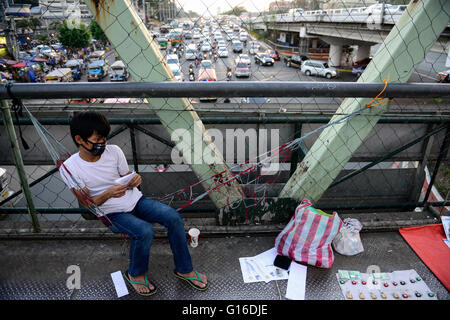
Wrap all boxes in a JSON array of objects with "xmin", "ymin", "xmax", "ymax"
[
  {"xmin": 217, "ymin": 40, "xmax": 227, "ymax": 48},
  {"xmin": 185, "ymin": 46, "xmax": 197, "ymax": 60},
  {"xmin": 201, "ymin": 43, "xmax": 212, "ymax": 52},
  {"xmin": 235, "ymin": 54, "xmax": 251, "ymax": 65},
  {"xmin": 193, "ymin": 33, "xmax": 201, "ymax": 39},
  {"xmin": 301, "ymin": 60, "xmax": 337, "ymax": 79},
  {"xmin": 168, "ymin": 63, "xmax": 183, "ymax": 81},
  {"xmin": 249, "ymin": 43, "xmax": 260, "ymax": 55},
  {"xmin": 218, "ymin": 47, "xmax": 228, "ymax": 58},
  {"xmin": 38, "ymin": 45, "xmax": 54, "ymax": 56},
  {"xmin": 166, "ymin": 54, "xmax": 180, "ymax": 67}
]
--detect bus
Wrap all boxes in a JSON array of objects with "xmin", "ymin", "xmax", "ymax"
[
  {"xmin": 168, "ymin": 31, "xmax": 182, "ymax": 47},
  {"xmin": 198, "ymin": 60, "xmax": 217, "ymax": 102}
]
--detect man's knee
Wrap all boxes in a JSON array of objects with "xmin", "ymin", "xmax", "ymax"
[
  {"xmin": 166, "ymin": 210, "xmax": 184, "ymax": 227},
  {"xmin": 137, "ymin": 223, "xmax": 154, "ymax": 240}
]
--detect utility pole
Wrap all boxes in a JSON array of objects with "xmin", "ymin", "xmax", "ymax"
[{"xmin": 0, "ymin": 0, "xmax": 20, "ymax": 60}]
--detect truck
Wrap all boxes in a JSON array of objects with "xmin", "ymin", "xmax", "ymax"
[
  {"xmin": 109, "ymin": 60, "xmax": 129, "ymax": 81},
  {"xmin": 44, "ymin": 68, "xmax": 73, "ymax": 83},
  {"xmin": 88, "ymin": 60, "xmax": 108, "ymax": 81}
]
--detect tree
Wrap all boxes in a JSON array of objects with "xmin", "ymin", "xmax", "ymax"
[
  {"xmin": 185, "ymin": 10, "xmax": 200, "ymax": 18},
  {"xmin": 57, "ymin": 20, "xmax": 91, "ymax": 51},
  {"xmin": 222, "ymin": 6, "xmax": 247, "ymax": 16},
  {"xmin": 16, "ymin": 18, "xmax": 41, "ymax": 32},
  {"xmin": 49, "ymin": 21, "xmax": 64, "ymax": 30},
  {"xmin": 37, "ymin": 35, "xmax": 49, "ymax": 44},
  {"xmin": 89, "ymin": 20, "xmax": 108, "ymax": 43}
]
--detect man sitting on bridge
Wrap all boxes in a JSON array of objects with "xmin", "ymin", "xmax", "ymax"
[{"xmin": 59, "ymin": 111, "xmax": 208, "ymax": 296}]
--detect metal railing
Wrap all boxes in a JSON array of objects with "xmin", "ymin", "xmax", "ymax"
[{"xmin": 0, "ymin": 81, "xmax": 449, "ymax": 236}]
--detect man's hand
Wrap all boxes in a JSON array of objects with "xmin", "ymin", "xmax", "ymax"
[
  {"xmin": 107, "ymin": 184, "xmax": 128, "ymax": 198},
  {"xmin": 127, "ymin": 173, "xmax": 142, "ymax": 189}
]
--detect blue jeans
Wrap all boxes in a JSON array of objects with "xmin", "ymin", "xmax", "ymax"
[{"xmin": 107, "ymin": 196, "xmax": 193, "ymax": 277}]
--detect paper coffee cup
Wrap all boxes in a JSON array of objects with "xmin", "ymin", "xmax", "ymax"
[{"xmin": 188, "ymin": 228, "xmax": 200, "ymax": 248}]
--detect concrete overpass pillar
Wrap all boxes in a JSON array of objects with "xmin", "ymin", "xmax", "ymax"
[
  {"xmin": 329, "ymin": 44, "xmax": 343, "ymax": 67},
  {"xmin": 355, "ymin": 44, "xmax": 371, "ymax": 63}
]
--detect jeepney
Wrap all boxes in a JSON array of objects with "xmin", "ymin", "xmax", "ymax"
[
  {"xmin": 110, "ymin": 60, "xmax": 129, "ymax": 81},
  {"xmin": 89, "ymin": 50, "xmax": 106, "ymax": 62},
  {"xmin": 88, "ymin": 60, "xmax": 108, "ymax": 81},
  {"xmin": 64, "ymin": 59, "xmax": 84, "ymax": 80},
  {"xmin": 44, "ymin": 68, "xmax": 73, "ymax": 83}
]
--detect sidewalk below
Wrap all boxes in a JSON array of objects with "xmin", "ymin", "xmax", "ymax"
[{"xmin": 0, "ymin": 231, "xmax": 448, "ymax": 300}]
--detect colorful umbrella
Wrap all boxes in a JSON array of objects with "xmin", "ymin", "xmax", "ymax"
[
  {"xmin": 21, "ymin": 56, "xmax": 48, "ymax": 63},
  {"xmin": 12, "ymin": 61, "xmax": 37, "ymax": 68},
  {"xmin": 0, "ymin": 59, "xmax": 18, "ymax": 65}
]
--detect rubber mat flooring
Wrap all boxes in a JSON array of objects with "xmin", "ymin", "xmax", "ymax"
[{"xmin": 0, "ymin": 232, "xmax": 448, "ymax": 300}]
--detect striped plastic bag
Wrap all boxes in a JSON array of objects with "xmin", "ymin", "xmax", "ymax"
[{"xmin": 275, "ymin": 200, "xmax": 342, "ymax": 268}]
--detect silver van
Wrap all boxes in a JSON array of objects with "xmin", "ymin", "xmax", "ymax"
[{"xmin": 301, "ymin": 60, "xmax": 337, "ymax": 79}]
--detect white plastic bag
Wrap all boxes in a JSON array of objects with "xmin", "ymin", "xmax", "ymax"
[{"xmin": 332, "ymin": 218, "xmax": 364, "ymax": 256}]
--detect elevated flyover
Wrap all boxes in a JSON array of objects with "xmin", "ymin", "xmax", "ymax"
[{"xmin": 248, "ymin": 4, "xmax": 450, "ymax": 65}]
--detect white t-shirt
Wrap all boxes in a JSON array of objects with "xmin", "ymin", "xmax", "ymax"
[{"xmin": 59, "ymin": 144, "xmax": 143, "ymax": 214}]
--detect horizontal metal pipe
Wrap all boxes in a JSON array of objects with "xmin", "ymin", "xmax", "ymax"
[
  {"xmin": 3, "ymin": 115, "xmax": 449, "ymax": 126},
  {"xmin": 2, "ymin": 201, "xmax": 448, "ymax": 214},
  {"xmin": 0, "ymin": 82, "xmax": 449, "ymax": 99}
]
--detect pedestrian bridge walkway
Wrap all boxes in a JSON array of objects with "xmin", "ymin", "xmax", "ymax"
[{"xmin": 1, "ymin": 230, "xmax": 448, "ymax": 300}]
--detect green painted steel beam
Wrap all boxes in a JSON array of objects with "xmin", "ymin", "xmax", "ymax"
[
  {"xmin": 280, "ymin": 0, "xmax": 450, "ymax": 203},
  {"xmin": 83, "ymin": 0, "xmax": 244, "ymax": 209},
  {"xmin": 0, "ymin": 100, "xmax": 41, "ymax": 232}
]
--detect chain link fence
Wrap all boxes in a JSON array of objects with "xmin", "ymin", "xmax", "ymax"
[{"xmin": 0, "ymin": 0, "xmax": 449, "ymax": 237}]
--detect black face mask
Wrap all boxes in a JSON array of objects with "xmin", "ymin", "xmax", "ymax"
[{"xmin": 82, "ymin": 139, "xmax": 106, "ymax": 156}]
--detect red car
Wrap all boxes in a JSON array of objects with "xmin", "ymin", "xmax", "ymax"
[
  {"xmin": 267, "ymin": 50, "xmax": 280, "ymax": 61},
  {"xmin": 352, "ymin": 57, "xmax": 372, "ymax": 67}
]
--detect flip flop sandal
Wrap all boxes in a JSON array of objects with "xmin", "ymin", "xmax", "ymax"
[
  {"xmin": 173, "ymin": 270, "xmax": 209, "ymax": 291},
  {"xmin": 123, "ymin": 271, "xmax": 157, "ymax": 296}
]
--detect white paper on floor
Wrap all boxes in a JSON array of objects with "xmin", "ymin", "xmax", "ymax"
[
  {"xmin": 239, "ymin": 247, "xmax": 290, "ymax": 283},
  {"xmin": 111, "ymin": 271, "xmax": 129, "ymax": 298},
  {"xmin": 285, "ymin": 262, "xmax": 307, "ymax": 300}
]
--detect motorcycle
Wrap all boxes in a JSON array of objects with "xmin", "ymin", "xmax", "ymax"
[
  {"xmin": 189, "ymin": 72, "xmax": 195, "ymax": 81},
  {"xmin": 213, "ymin": 52, "xmax": 218, "ymax": 62},
  {"xmin": 226, "ymin": 68, "xmax": 232, "ymax": 81}
]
